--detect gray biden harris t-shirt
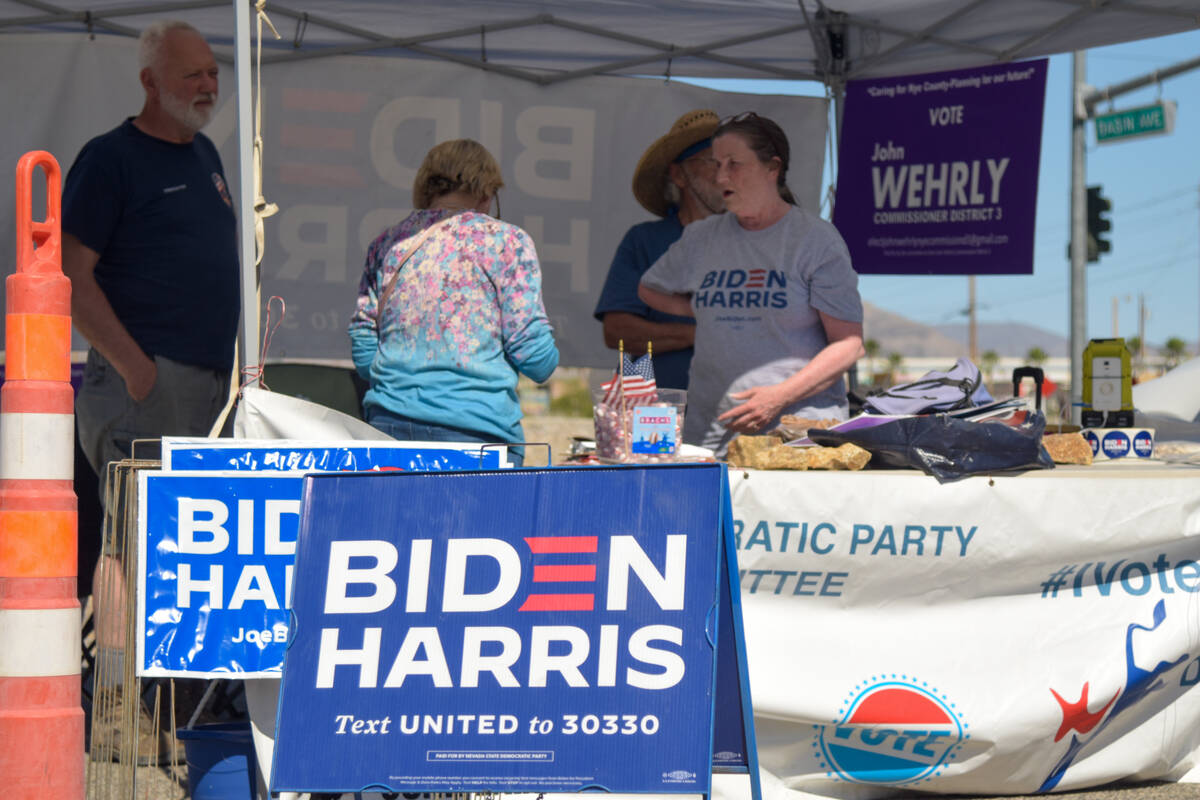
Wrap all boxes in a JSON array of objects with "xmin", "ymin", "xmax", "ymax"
[{"xmin": 640, "ymin": 206, "xmax": 863, "ymax": 455}]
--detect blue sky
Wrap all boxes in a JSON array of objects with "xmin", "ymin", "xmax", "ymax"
[{"xmin": 683, "ymin": 29, "xmax": 1200, "ymax": 350}]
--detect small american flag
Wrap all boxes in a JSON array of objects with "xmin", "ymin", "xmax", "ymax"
[{"xmin": 601, "ymin": 352, "xmax": 657, "ymax": 405}]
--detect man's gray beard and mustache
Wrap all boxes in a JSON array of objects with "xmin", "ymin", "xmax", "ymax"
[{"xmin": 161, "ymin": 90, "xmax": 215, "ymax": 133}]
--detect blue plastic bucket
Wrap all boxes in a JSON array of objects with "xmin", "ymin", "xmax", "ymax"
[{"xmin": 176, "ymin": 722, "xmax": 258, "ymax": 800}]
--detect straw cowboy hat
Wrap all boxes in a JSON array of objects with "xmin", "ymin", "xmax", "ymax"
[{"xmin": 632, "ymin": 109, "xmax": 720, "ymax": 218}]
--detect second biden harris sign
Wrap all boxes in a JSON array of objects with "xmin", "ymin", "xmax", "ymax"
[{"xmin": 273, "ymin": 465, "xmax": 725, "ymax": 795}]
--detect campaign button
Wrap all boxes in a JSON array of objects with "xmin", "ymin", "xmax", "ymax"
[{"xmin": 1101, "ymin": 431, "xmax": 1131, "ymax": 459}]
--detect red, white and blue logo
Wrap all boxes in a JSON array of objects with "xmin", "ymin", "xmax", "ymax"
[
  {"xmin": 1132, "ymin": 430, "xmax": 1153, "ymax": 458},
  {"xmin": 814, "ymin": 677, "xmax": 967, "ymax": 785},
  {"xmin": 1039, "ymin": 599, "xmax": 1189, "ymax": 791},
  {"xmin": 1101, "ymin": 430, "xmax": 1131, "ymax": 458}
]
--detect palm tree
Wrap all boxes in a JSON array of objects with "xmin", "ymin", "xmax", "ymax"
[
  {"xmin": 1123, "ymin": 335, "xmax": 1142, "ymax": 376},
  {"xmin": 886, "ymin": 352, "xmax": 904, "ymax": 385},
  {"xmin": 863, "ymin": 338, "xmax": 881, "ymax": 385},
  {"xmin": 1125, "ymin": 335, "xmax": 1141, "ymax": 360},
  {"xmin": 1162, "ymin": 337, "xmax": 1188, "ymax": 369},
  {"xmin": 1025, "ymin": 346, "xmax": 1048, "ymax": 368},
  {"xmin": 979, "ymin": 349, "xmax": 999, "ymax": 385}
]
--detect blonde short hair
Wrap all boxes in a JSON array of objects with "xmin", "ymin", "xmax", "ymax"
[{"xmin": 412, "ymin": 139, "xmax": 504, "ymax": 209}]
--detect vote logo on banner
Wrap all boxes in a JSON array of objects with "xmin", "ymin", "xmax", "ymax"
[
  {"xmin": 815, "ymin": 678, "xmax": 968, "ymax": 785},
  {"xmin": 272, "ymin": 465, "xmax": 744, "ymax": 795}
]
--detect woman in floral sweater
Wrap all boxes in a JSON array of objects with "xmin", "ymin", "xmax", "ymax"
[{"xmin": 349, "ymin": 139, "xmax": 559, "ymax": 466}]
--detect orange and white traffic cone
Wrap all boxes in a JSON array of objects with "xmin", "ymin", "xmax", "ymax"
[{"xmin": 0, "ymin": 151, "xmax": 84, "ymax": 799}]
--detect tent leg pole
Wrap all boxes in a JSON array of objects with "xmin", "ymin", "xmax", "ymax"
[
  {"xmin": 234, "ymin": 0, "xmax": 261, "ymax": 382},
  {"xmin": 1069, "ymin": 51, "xmax": 1087, "ymax": 426}
]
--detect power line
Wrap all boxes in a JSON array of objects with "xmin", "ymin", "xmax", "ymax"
[
  {"xmin": 1117, "ymin": 185, "xmax": 1195, "ymax": 213},
  {"xmin": 1031, "ymin": 185, "xmax": 1196, "ymax": 239},
  {"xmin": 960, "ymin": 243, "xmax": 1197, "ymax": 314}
]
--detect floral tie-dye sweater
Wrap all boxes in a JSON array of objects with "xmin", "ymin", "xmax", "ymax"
[{"xmin": 349, "ymin": 208, "xmax": 559, "ymax": 443}]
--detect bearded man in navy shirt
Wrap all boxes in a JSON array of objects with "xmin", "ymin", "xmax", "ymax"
[{"xmin": 62, "ymin": 19, "xmax": 239, "ymax": 761}]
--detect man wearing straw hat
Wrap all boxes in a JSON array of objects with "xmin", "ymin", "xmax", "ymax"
[{"xmin": 593, "ymin": 109, "xmax": 724, "ymax": 390}]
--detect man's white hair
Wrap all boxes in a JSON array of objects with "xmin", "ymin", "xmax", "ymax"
[{"xmin": 138, "ymin": 20, "xmax": 202, "ymax": 74}]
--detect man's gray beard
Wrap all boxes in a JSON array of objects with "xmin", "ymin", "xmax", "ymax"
[
  {"xmin": 686, "ymin": 181, "xmax": 725, "ymax": 215},
  {"xmin": 161, "ymin": 91, "xmax": 214, "ymax": 134}
]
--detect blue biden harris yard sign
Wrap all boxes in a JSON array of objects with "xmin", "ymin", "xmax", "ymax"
[
  {"xmin": 272, "ymin": 464, "xmax": 735, "ymax": 795},
  {"xmin": 137, "ymin": 440, "xmax": 513, "ymax": 678},
  {"xmin": 138, "ymin": 472, "xmax": 302, "ymax": 677}
]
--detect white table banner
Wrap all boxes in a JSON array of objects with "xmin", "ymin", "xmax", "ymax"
[{"xmin": 728, "ymin": 464, "xmax": 1200, "ymax": 797}]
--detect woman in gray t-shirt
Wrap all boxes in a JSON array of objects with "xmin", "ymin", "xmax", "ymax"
[{"xmin": 639, "ymin": 112, "xmax": 865, "ymax": 456}]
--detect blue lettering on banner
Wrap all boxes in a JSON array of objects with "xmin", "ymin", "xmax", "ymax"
[
  {"xmin": 732, "ymin": 519, "xmax": 979, "ymax": 598},
  {"xmin": 731, "ymin": 519, "xmax": 977, "ymax": 558},
  {"xmin": 272, "ymin": 465, "xmax": 729, "ymax": 794},
  {"xmin": 1039, "ymin": 555, "xmax": 1200, "ymax": 599},
  {"xmin": 849, "ymin": 524, "xmax": 976, "ymax": 556},
  {"xmin": 739, "ymin": 569, "xmax": 847, "ymax": 597}
]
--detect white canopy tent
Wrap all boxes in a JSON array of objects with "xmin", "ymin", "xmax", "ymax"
[
  {"xmin": 3, "ymin": 0, "xmax": 1199, "ymax": 373},
  {"xmin": 5, "ymin": 0, "xmax": 1199, "ymax": 81},
  {"xmin": 5, "ymin": 6, "xmax": 1200, "ymax": 797}
]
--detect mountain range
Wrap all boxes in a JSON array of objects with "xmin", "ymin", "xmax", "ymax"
[{"xmin": 862, "ymin": 302, "xmax": 1070, "ymax": 358}]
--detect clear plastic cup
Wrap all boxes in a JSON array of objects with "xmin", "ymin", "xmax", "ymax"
[{"xmin": 592, "ymin": 387, "xmax": 686, "ymax": 462}]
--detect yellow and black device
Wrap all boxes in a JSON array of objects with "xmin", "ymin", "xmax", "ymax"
[{"xmin": 1081, "ymin": 338, "xmax": 1134, "ymax": 428}]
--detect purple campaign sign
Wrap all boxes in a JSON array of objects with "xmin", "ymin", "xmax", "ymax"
[{"xmin": 833, "ymin": 59, "xmax": 1047, "ymax": 275}]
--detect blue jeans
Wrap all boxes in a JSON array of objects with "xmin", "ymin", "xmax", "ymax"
[{"xmin": 365, "ymin": 407, "xmax": 523, "ymax": 467}]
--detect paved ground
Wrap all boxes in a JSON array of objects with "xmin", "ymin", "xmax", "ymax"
[
  {"xmin": 85, "ymin": 758, "xmax": 186, "ymax": 800},
  {"xmin": 88, "ymin": 760, "xmax": 1200, "ymax": 800},
  {"xmin": 521, "ymin": 414, "xmax": 595, "ymax": 466}
]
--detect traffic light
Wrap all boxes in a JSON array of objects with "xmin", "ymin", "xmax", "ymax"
[{"xmin": 1086, "ymin": 185, "xmax": 1112, "ymax": 262}]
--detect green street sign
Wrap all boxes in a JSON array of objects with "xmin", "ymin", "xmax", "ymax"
[{"xmin": 1094, "ymin": 101, "xmax": 1176, "ymax": 144}]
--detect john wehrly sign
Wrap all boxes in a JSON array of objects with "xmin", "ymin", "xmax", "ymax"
[{"xmin": 833, "ymin": 59, "xmax": 1048, "ymax": 276}]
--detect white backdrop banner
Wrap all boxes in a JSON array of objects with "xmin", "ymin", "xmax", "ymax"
[
  {"xmin": 0, "ymin": 33, "xmax": 828, "ymax": 369},
  {"xmin": 729, "ymin": 465, "xmax": 1200, "ymax": 797}
]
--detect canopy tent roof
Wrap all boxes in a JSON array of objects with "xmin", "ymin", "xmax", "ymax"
[{"xmin": 3, "ymin": 0, "xmax": 1199, "ymax": 85}]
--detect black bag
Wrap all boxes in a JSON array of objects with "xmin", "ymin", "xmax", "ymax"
[{"xmin": 809, "ymin": 412, "xmax": 1054, "ymax": 483}]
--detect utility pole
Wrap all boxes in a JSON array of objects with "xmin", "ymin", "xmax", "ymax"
[
  {"xmin": 1138, "ymin": 292, "xmax": 1147, "ymax": 365},
  {"xmin": 1069, "ymin": 52, "xmax": 1088, "ymax": 426},
  {"xmin": 968, "ymin": 275, "xmax": 978, "ymax": 363},
  {"xmin": 1069, "ymin": 52, "xmax": 1200, "ymax": 419}
]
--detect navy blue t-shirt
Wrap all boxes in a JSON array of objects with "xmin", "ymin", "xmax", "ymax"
[
  {"xmin": 593, "ymin": 208, "xmax": 695, "ymax": 390},
  {"xmin": 63, "ymin": 119, "xmax": 239, "ymax": 372}
]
